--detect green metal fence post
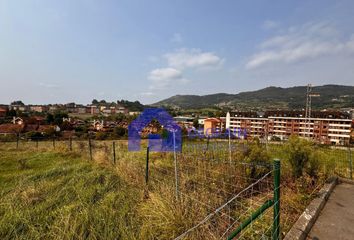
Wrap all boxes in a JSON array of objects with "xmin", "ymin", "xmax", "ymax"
[
  {"xmin": 273, "ymin": 159, "xmax": 281, "ymax": 240},
  {"xmin": 145, "ymin": 146, "xmax": 150, "ymax": 184},
  {"xmin": 227, "ymin": 200, "xmax": 274, "ymax": 240}
]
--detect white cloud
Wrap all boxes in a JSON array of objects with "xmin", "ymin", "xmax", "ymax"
[
  {"xmin": 148, "ymin": 67, "xmax": 185, "ymax": 89},
  {"xmin": 38, "ymin": 82, "xmax": 59, "ymax": 88},
  {"xmin": 170, "ymin": 33, "xmax": 183, "ymax": 43},
  {"xmin": 140, "ymin": 92, "xmax": 154, "ymax": 96},
  {"xmin": 262, "ymin": 20, "xmax": 279, "ymax": 30},
  {"xmin": 165, "ymin": 48, "xmax": 224, "ymax": 70},
  {"xmin": 246, "ymin": 22, "xmax": 354, "ymax": 69},
  {"xmin": 146, "ymin": 48, "xmax": 223, "ymax": 91}
]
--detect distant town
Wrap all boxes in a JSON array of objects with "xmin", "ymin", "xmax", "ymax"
[{"xmin": 0, "ymin": 98, "xmax": 353, "ymax": 145}]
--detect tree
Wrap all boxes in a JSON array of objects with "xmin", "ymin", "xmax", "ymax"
[
  {"xmin": 6, "ymin": 109, "xmax": 17, "ymax": 117},
  {"xmin": 74, "ymin": 125, "xmax": 87, "ymax": 133},
  {"xmin": 113, "ymin": 126, "xmax": 127, "ymax": 138},
  {"xmin": 53, "ymin": 112, "xmax": 68, "ymax": 125},
  {"xmin": 46, "ymin": 113, "xmax": 54, "ymax": 124},
  {"xmin": 26, "ymin": 131, "xmax": 43, "ymax": 141},
  {"xmin": 43, "ymin": 127, "xmax": 56, "ymax": 138},
  {"xmin": 215, "ymin": 110, "xmax": 226, "ymax": 118},
  {"xmin": 207, "ymin": 111, "xmax": 215, "ymax": 117},
  {"xmin": 60, "ymin": 121, "xmax": 73, "ymax": 131},
  {"xmin": 193, "ymin": 117, "xmax": 199, "ymax": 129},
  {"xmin": 92, "ymin": 99, "xmax": 99, "ymax": 105},
  {"xmin": 114, "ymin": 113, "xmax": 126, "ymax": 122},
  {"xmin": 11, "ymin": 100, "xmax": 24, "ymax": 106}
]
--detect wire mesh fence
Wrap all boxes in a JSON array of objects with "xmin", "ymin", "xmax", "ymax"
[
  {"xmin": 0, "ymin": 136, "xmax": 353, "ymax": 239},
  {"xmin": 0, "ymin": 136, "xmax": 352, "ymax": 183}
]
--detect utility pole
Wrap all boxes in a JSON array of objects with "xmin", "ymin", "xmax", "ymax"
[{"xmin": 304, "ymin": 84, "xmax": 320, "ymax": 139}]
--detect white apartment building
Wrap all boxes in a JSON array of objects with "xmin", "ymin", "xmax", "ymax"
[{"xmin": 228, "ymin": 111, "xmax": 353, "ymax": 145}]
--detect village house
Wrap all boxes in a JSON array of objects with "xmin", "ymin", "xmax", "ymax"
[
  {"xmin": 102, "ymin": 108, "xmax": 114, "ymax": 115},
  {"xmin": 174, "ymin": 116, "xmax": 194, "ymax": 128},
  {"xmin": 116, "ymin": 106, "xmax": 128, "ymax": 114},
  {"xmin": 12, "ymin": 117, "xmax": 24, "ymax": 125},
  {"xmin": 48, "ymin": 105, "xmax": 63, "ymax": 112},
  {"xmin": 110, "ymin": 106, "xmax": 117, "ymax": 114},
  {"xmin": 99, "ymin": 106, "xmax": 107, "ymax": 112},
  {"xmin": 32, "ymin": 116, "xmax": 45, "ymax": 124},
  {"xmin": 203, "ymin": 118, "xmax": 224, "ymax": 136},
  {"xmin": 72, "ymin": 119, "xmax": 85, "ymax": 127},
  {"xmin": 92, "ymin": 120, "xmax": 104, "ymax": 131},
  {"xmin": 75, "ymin": 105, "xmax": 87, "ymax": 114},
  {"xmin": 63, "ymin": 117, "xmax": 71, "ymax": 123},
  {"xmin": 89, "ymin": 105, "xmax": 100, "ymax": 115},
  {"xmin": 92, "ymin": 120, "xmax": 117, "ymax": 131},
  {"xmin": 0, "ymin": 106, "xmax": 7, "ymax": 117},
  {"xmin": 65, "ymin": 103, "xmax": 76, "ymax": 113},
  {"xmin": 63, "ymin": 117, "xmax": 86, "ymax": 128},
  {"xmin": 129, "ymin": 111, "xmax": 141, "ymax": 116},
  {"xmin": 10, "ymin": 104, "xmax": 29, "ymax": 112},
  {"xmin": 29, "ymin": 105, "xmax": 48, "ymax": 113}
]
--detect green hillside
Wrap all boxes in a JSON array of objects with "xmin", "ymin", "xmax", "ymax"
[{"xmin": 152, "ymin": 85, "xmax": 354, "ymax": 110}]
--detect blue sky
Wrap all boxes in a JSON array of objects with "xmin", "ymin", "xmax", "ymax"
[{"xmin": 1, "ymin": 0, "xmax": 354, "ymax": 104}]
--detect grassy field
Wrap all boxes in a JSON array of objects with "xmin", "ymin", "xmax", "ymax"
[
  {"xmin": 0, "ymin": 149, "xmax": 142, "ymax": 240},
  {"xmin": 0, "ymin": 139, "xmax": 352, "ymax": 239}
]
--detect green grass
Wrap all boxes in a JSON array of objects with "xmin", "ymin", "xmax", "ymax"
[
  {"xmin": 0, "ymin": 150, "xmax": 142, "ymax": 240},
  {"xmin": 266, "ymin": 143, "xmax": 352, "ymax": 179},
  {"xmin": 1, "ymin": 139, "xmax": 351, "ymax": 239}
]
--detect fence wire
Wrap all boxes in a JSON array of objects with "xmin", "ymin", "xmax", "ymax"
[{"xmin": 0, "ymin": 137, "xmax": 353, "ymax": 239}]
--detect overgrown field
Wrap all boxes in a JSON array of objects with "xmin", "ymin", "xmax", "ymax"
[
  {"xmin": 0, "ymin": 150, "xmax": 143, "ymax": 240},
  {"xmin": 0, "ymin": 138, "xmax": 352, "ymax": 239}
]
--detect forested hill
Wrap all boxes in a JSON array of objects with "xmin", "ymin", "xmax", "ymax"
[{"xmin": 152, "ymin": 85, "xmax": 354, "ymax": 110}]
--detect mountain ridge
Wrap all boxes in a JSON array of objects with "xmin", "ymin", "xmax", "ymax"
[{"xmin": 152, "ymin": 84, "xmax": 354, "ymax": 110}]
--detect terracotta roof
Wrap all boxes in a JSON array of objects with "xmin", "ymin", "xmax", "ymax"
[
  {"xmin": 24, "ymin": 124, "xmax": 39, "ymax": 132},
  {"xmin": 33, "ymin": 116, "xmax": 45, "ymax": 121},
  {"xmin": 37, "ymin": 125, "xmax": 54, "ymax": 132},
  {"xmin": 0, "ymin": 124, "xmax": 24, "ymax": 133},
  {"xmin": 204, "ymin": 118, "xmax": 222, "ymax": 123}
]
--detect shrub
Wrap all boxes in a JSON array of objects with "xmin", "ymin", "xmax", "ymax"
[
  {"xmin": 112, "ymin": 126, "xmax": 127, "ymax": 138},
  {"xmin": 25, "ymin": 131, "xmax": 43, "ymax": 141},
  {"xmin": 95, "ymin": 132, "xmax": 108, "ymax": 140},
  {"xmin": 43, "ymin": 127, "xmax": 56, "ymax": 138},
  {"xmin": 244, "ymin": 138, "xmax": 271, "ymax": 180},
  {"xmin": 0, "ymin": 134, "xmax": 17, "ymax": 142},
  {"xmin": 285, "ymin": 135, "xmax": 313, "ymax": 178},
  {"xmin": 305, "ymin": 150, "xmax": 322, "ymax": 178}
]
